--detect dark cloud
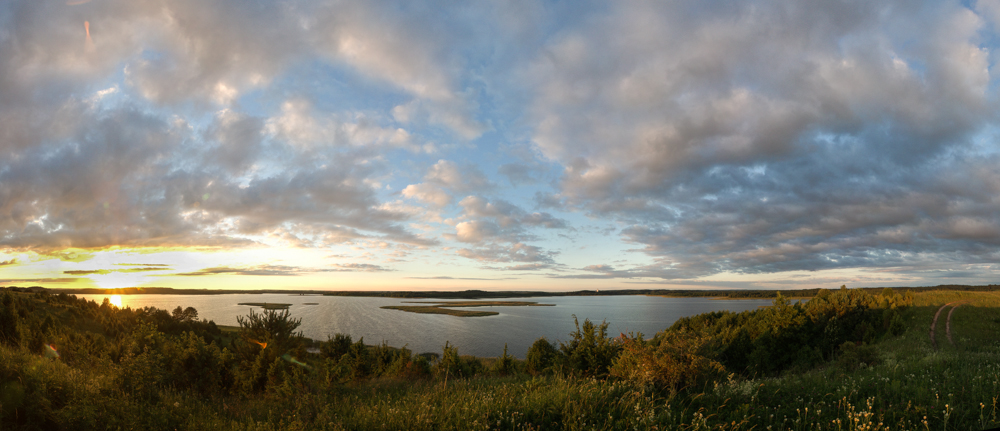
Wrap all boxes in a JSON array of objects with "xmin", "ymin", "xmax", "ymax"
[{"xmin": 0, "ymin": 259, "xmax": 15, "ymax": 267}]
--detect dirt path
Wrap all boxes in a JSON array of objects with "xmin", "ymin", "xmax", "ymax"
[
  {"xmin": 930, "ymin": 300, "xmax": 969, "ymax": 349},
  {"xmin": 945, "ymin": 301, "xmax": 969, "ymax": 346}
]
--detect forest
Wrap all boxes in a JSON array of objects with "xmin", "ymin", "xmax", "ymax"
[{"xmin": 1, "ymin": 286, "xmax": 998, "ymax": 430}]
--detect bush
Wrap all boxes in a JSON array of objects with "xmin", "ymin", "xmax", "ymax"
[
  {"xmin": 525, "ymin": 337, "xmax": 559, "ymax": 375},
  {"xmin": 435, "ymin": 341, "xmax": 481, "ymax": 379},
  {"xmin": 558, "ymin": 316, "xmax": 620, "ymax": 377},
  {"xmin": 837, "ymin": 341, "xmax": 879, "ymax": 372},
  {"xmin": 492, "ymin": 344, "xmax": 515, "ymax": 376},
  {"xmin": 232, "ymin": 309, "xmax": 304, "ymax": 393},
  {"xmin": 0, "ymin": 292, "xmax": 19, "ymax": 346},
  {"xmin": 610, "ymin": 331, "xmax": 725, "ymax": 393},
  {"xmin": 321, "ymin": 333, "xmax": 352, "ymax": 360}
]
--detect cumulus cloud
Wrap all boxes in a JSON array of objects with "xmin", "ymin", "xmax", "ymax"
[
  {"xmin": 453, "ymin": 196, "xmax": 567, "ymax": 243},
  {"xmin": 401, "ymin": 160, "xmax": 495, "ymax": 208},
  {"xmin": 266, "ymin": 99, "xmax": 416, "ymax": 150},
  {"xmin": 309, "ymin": 1, "xmax": 487, "ymax": 139},
  {"xmin": 457, "ymin": 243, "xmax": 556, "ymax": 264},
  {"xmin": 5, "ymin": 0, "xmax": 1000, "ymax": 287},
  {"xmin": 523, "ymin": 0, "xmax": 1000, "ymax": 279},
  {"xmin": 401, "ymin": 183, "xmax": 452, "ymax": 207}
]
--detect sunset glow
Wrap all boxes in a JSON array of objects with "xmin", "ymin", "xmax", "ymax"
[{"xmin": 3, "ymin": 1, "xmax": 1000, "ymax": 292}]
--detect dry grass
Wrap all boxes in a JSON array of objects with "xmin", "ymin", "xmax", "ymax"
[{"xmin": 911, "ymin": 290, "xmax": 1000, "ymax": 307}]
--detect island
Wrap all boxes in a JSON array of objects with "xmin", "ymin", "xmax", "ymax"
[
  {"xmin": 238, "ymin": 302, "xmax": 292, "ymax": 310},
  {"xmin": 380, "ymin": 300, "xmax": 554, "ymax": 317}
]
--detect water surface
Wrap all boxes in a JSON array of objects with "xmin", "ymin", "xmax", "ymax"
[{"xmin": 78, "ymin": 294, "xmax": 774, "ymax": 358}]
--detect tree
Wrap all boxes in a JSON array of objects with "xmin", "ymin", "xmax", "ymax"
[
  {"xmin": 232, "ymin": 309, "xmax": 304, "ymax": 393},
  {"xmin": 172, "ymin": 306, "xmax": 199, "ymax": 322},
  {"xmin": 558, "ymin": 316, "xmax": 620, "ymax": 377},
  {"xmin": 0, "ymin": 292, "xmax": 20, "ymax": 346},
  {"xmin": 525, "ymin": 337, "xmax": 558, "ymax": 375}
]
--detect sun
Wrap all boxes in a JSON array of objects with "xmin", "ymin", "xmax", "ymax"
[{"xmin": 109, "ymin": 295, "xmax": 122, "ymax": 308}]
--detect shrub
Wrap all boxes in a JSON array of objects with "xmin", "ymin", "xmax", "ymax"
[
  {"xmin": 525, "ymin": 337, "xmax": 559, "ymax": 375},
  {"xmin": 610, "ymin": 331, "xmax": 725, "ymax": 393},
  {"xmin": 837, "ymin": 341, "xmax": 879, "ymax": 372},
  {"xmin": 492, "ymin": 343, "xmax": 515, "ymax": 376},
  {"xmin": 321, "ymin": 333, "xmax": 352, "ymax": 360},
  {"xmin": 0, "ymin": 292, "xmax": 19, "ymax": 347},
  {"xmin": 232, "ymin": 309, "xmax": 304, "ymax": 393},
  {"xmin": 435, "ymin": 341, "xmax": 481, "ymax": 379},
  {"xmin": 558, "ymin": 316, "xmax": 620, "ymax": 377}
]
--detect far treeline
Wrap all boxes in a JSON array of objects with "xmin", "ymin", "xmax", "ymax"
[
  {"xmin": 11, "ymin": 284, "xmax": 1000, "ymax": 299},
  {"xmin": 1, "ymin": 284, "xmax": 962, "ymax": 429}
]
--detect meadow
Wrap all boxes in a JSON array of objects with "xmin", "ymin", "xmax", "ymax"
[{"xmin": 0, "ymin": 286, "xmax": 998, "ymax": 430}]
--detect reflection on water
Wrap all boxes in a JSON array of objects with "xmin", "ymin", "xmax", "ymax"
[{"xmin": 77, "ymin": 293, "xmax": 774, "ymax": 358}]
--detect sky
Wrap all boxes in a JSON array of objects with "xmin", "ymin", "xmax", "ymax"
[{"xmin": 2, "ymin": 0, "xmax": 1000, "ymax": 292}]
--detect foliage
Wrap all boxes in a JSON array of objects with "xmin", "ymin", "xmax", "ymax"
[
  {"xmin": 525, "ymin": 337, "xmax": 559, "ymax": 375},
  {"xmin": 557, "ymin": 316, "xmax": 620, "ymax": 377},
  {"xmin": 0, "ymin": 291, "xmax": 20, "ymax": 346},
  {"xmin": 610, "ymin": 331, "xmax": 725, "ymax": 393},
  {"xmin": 320, "ymin": 333, "xmax": 352, "ymax": 360},
  {"xmin": 232, "ymin": 308, "xmax": 305, "ymax": 393},
  {"xmin": 492, "ymin": 343, "xmax": 515, "ymax": 376},
  {"xmin": 10, "ymin": 286, "xmax": 1000, "ymax": 430}
]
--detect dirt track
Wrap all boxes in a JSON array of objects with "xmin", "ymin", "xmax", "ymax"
[{"xmin": 930, "ymin": 300, "xmax": 969, "ymax": 349}]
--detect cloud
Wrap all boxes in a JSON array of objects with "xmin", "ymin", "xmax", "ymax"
[
  {"xmin": 4, "ymin": 0, "xmax": 1000, "ymax": 287},
  {"xmin": 405, "ymin": 275, "xmax": 518, "ymax": 280},
  {"xmin": 176, "ymin": 262, "xmax": 393, "ymax": 276},
  {"xmin": 64, "ymin": 266, "xmax": 167, "ymax": 275},
  {"xmin": 176, "ymin": 265, "xmax": 303, "ymax": 277},
  {"xmin": 0, "ymin": 278, "xmax": 82, "ymax": 285},
  {"xmin": 309, "ymin": 1, "xmax": 487, "ymax": 139},
  {"xmin": 401, "ymin": 160, "xmax": 495, "ymax": 208},
  {"xmin": 265, "ymin": 99, "xmax": 416, "ymax": 150},
  {"xmin": 448, "ymin": 196, "xmax": 567, "ymax": 266},
  {"xmin": 401, "ymin": 183, "xmax": 452, "ymax": 207},
  {"xmin": 457, "ymin": 243, "xmax": 557, "ymax": 264},
  {"xmin": 490, "ymin": 263, "xmax": 551, "ymax": 271},
  {"xmin": 0, "ymin": 259, "xmax": 15, "ymax": 267},
  {"xmin": 520, "ymin": 1, "xmax": 1000, "ymax": 278},
  {"xmin": 325, "ymin": 263, "xmax": 392, "ymax": 272}
]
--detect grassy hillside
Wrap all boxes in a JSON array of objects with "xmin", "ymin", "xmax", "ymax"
[{"xmin": 1, "ymin": 288, "xmax": 998, "ymax": 430}]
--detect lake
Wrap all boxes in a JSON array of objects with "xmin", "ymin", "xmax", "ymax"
[{"xmin": 77, "ymin": 293, "xmax": 775, "ymax": 358}]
